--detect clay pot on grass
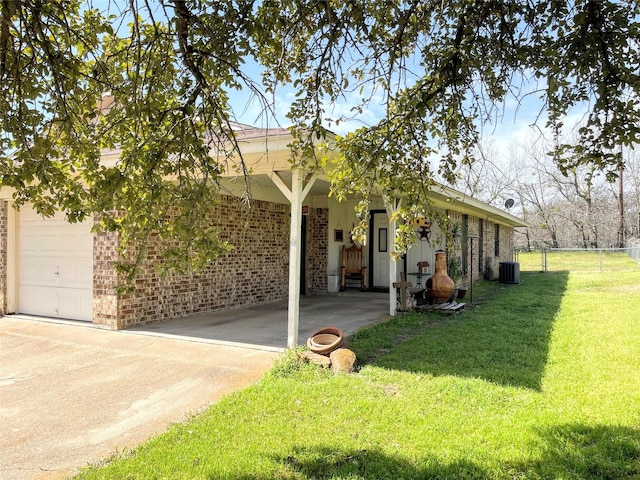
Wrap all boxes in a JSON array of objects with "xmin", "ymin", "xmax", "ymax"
[{"xmin": 307, "ymin": 327, "xmax": 345, "ymax": 355}]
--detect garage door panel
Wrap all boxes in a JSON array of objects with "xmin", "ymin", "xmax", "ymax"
[
  {"xmin": 58, "ymin": 262, "xmax": 93, "ymax": 288},
  {"xmin": 21, "ymin": 261, "xmax": 92, "ymax": 289},
  {"xmin": 18, "ymin": 286, "xmax": 92, "ymax": 321},
  {"xmin": 21, "ymin": 229, "xmax": 92, "ymax": 258},
  {"xmin": 59, "ymin": 230, "xmax": 93, "ymax": 256},
  {"xmin": 57, "ymin": 288, "xmax": 93, "ymax": 320},
  {"xmin": 20, "ymin": 259, "xmax": 61, "ymax": 286},
  {"xmin": 18, "ymin": 285, "xmax": 59, "ymax": 318},
  {"xmin": 21, "ymin": 232, "xmax": 59, "ymax": 254}
]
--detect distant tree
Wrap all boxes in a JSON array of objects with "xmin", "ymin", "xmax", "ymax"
[
  {"xmin": 616, "ymin": 147, "xmax": 640, "ymax": 239},
  {"xmin": 447, "ymin": 139, "xmax": 515, "ymax": 207},
  {"xmin": 511, "ymin": 133, "xmax": 637, "ymax": 249},
  {"xmin": 511, "ymin": 139, "xmax": 563, "ymax": 249},
  {"xmin": 1, "ymin": 0, "xmax": 638, "ymax": 276}
]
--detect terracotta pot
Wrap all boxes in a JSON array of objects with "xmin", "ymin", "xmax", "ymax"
[
  {"xmin": 311, "ymin": 334, "xmax": 340, "ymax": 348},
  {"xmin": 307, "ymin": 326, "xmax": 345, "ymax": 355},
  {"xmin": 425, "ymin": 250, "xmax": 455, "ymax": 303}
]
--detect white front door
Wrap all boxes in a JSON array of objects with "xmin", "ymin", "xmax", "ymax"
[
  {"xmin": 19, "ymin": 207, "xmax": 94, "ymax": 321},
  {"xmin": 371, "ymin": 212, "xmax": 390, "ymax": 288}
]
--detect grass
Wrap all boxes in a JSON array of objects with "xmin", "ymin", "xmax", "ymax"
[{"xmin": 74, "ymin": 262, "xmax": 640, "ymax": 479}]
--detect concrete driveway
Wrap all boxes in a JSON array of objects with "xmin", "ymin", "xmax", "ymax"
[{"xmin": 0, "ymin": 317, "xmax": 280, "ymax": 480}]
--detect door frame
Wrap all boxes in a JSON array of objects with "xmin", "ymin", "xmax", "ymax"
[
  {"xmin": 368, "ymin": 209, "xmax": 409, "ymax": 289},
  {"xmin": 368, "ymin": 210, "xmax": 385, "ymax": 288}
]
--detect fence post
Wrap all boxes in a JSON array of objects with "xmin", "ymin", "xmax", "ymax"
[
  {"xmin": 599, "ymin": 249, "xmax": 603, "ymax": 272},
  {"xmin": 542, "ymin": 249, "xmax": 547, "ymax": 272}
]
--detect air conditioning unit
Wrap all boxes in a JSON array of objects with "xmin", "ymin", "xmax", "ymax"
[{"xmin": 499, "ymin": 262, "xmax": 520, "ymax": 284}]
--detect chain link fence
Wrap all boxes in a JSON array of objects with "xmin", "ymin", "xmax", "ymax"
[
  {"xmin": 627, "ymin": 238, "xmax": 640, "ymax": 263},
  {"xmin": 515, "ymin": 242, "xmax": 640, "ymax": 272}
]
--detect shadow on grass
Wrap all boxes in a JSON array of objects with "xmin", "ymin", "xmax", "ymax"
[
  {"xmin": 525, "ymin": 423, "xmax": 640, "ymax": 479},
  {"xmin": 351, "ymin": 272, "xmax": 569, "ymax": 390},
  {"xmin": 271, "ymin": 446, "xmax": 488, "ymax": 480},
  {"xmin": 236, "ymin": 424, "xmax": 639, "ymax": 480}
]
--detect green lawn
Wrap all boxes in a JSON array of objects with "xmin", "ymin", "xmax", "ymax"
[
  {"xmin": 518, "ymin": 249, "xmax": 638, "ymax": 273},
  {"xmin": 75, "ymin": 263, "xmax": 640, "ymax": 479}
]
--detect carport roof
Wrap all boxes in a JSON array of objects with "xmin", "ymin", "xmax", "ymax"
[{"xmin": 218, "ymin": 125, "xmax": 527, "ymax": 228}]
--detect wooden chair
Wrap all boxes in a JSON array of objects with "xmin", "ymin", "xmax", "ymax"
[{"xmin": 340, "ymin": 244, "xmax": 367, "ymax": 291}]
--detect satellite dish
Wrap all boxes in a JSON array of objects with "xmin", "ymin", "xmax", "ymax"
[{"xmin": 504, "ymin": 198, "xmax": 515, "ymax": 209}]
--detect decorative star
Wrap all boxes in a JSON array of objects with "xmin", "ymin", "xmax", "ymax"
[{"xmin": 417, "ymin": 226, "xmax": 431, "ymax": 244}]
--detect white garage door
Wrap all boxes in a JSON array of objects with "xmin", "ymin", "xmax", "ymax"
[{"xmin": 19, "ymin": 207, "xmax": 94, "ymax": 321}]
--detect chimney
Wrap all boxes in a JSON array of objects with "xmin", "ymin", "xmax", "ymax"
[{"xmin": 97, "ymin": 92, "xmax": 115, "ymax": 114}]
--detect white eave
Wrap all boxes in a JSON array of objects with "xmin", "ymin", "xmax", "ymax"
[{"xmin": 427, "ymin": 183, "xmax": 528, "ymax": 228}]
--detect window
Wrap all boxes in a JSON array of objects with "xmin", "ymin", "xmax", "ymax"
[
  {"xmin": 462, "ymin": 215, "xmax": 469, "ymax": 275},
  {"xmin": 378, "ymin": 228, "xmax": 388, "ymax": 252},
  {"xmin": 494, "ymin": 224, "xmax": 500, "ymax": 256}
]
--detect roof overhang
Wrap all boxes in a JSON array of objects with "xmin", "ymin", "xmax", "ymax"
[
  {"xmin": 217, "ymin": 128, "xmax": 527, "ymax": 227},
  {"xmin": 426, "ymin": 184, "xmax": 528, "ymax": 228}
]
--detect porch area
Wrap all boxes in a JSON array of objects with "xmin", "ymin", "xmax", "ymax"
[{"xmin": 127, "ymin": 291, "xmax": 391, "ymax": 351}]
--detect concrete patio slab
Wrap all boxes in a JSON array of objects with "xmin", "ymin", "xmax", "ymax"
[{"xmin": 128, "ymin": 291, "xmax": 391, "ymax": 349}]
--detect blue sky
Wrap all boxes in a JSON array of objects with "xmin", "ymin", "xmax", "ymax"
[{"xmin": 228, "ymin": 63, "xmax": 557, "ymax": 170}]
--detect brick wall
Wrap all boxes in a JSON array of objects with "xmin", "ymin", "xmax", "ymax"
[
  {"xmin": 2, "ymin": 193, "xmax": 518, "ymax": 327},
  {"xmin": 483, "ymin": 221, "xmax": 514, "ymax": 280},
  {"xmin": 444, "ymin": 213, "xmax": 514, "ymax": 283},
  {"xmin": 94, "ymin": 195, "xmax": 290, "ymax": 329},
  {"xmin": 93, "ymin": 229, "xmax": 120, "ymax": 328},
  {"xmin": 497, "ymin": 223, "xmax": 514, "ymax": 263},
  {"xmin": 306, "ymin": 208, "xmax": 329, "ymax": 293},
  {"xmin": 463, "ymin": 214, "xmax": 480, "ymax": 283},
  {"xmin": 484, "ymin": 219, "xmax": 498, "ymax": 280},
  {"xmin": 0, "ymin": 201, "xmax": 7, "ymax": 314}
]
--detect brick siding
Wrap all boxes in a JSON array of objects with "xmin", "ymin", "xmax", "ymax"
[
  {"xmin": 94, "ymin": 195, "xmax": 290, "ymax": 329},
  {"xmin": 449, "ymin": 212, "xmax": 514, "ymax": 283},
  {"xmin": 2, "ymin": 194, "xmax": 517, "ymax": 327},
  {"xmin": 483, "ymin": 221, "xmax": 514, "ymax": 280},
  {"xmin": 305, "ymin": 208, "xmax": 329, "ymax": 293},
  {"xmin": 93, "ymin": 229, "xmax": 120, "ymax": 327}
]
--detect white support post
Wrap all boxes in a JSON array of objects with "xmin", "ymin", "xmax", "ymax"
[
  {"xmin": 287, "ymin": 169, "xmax": 304, "ymax": 349},
  {"xmin": 270, "ymin": 169, "xmax": 318, "ymax": 348},
  {"xmin": 388, "ymin": 218, "xmax": 397, "ymax": 316},
  {"xmin": 384, "ymin": 196, "xmax": 401, "ymax": 317}
]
